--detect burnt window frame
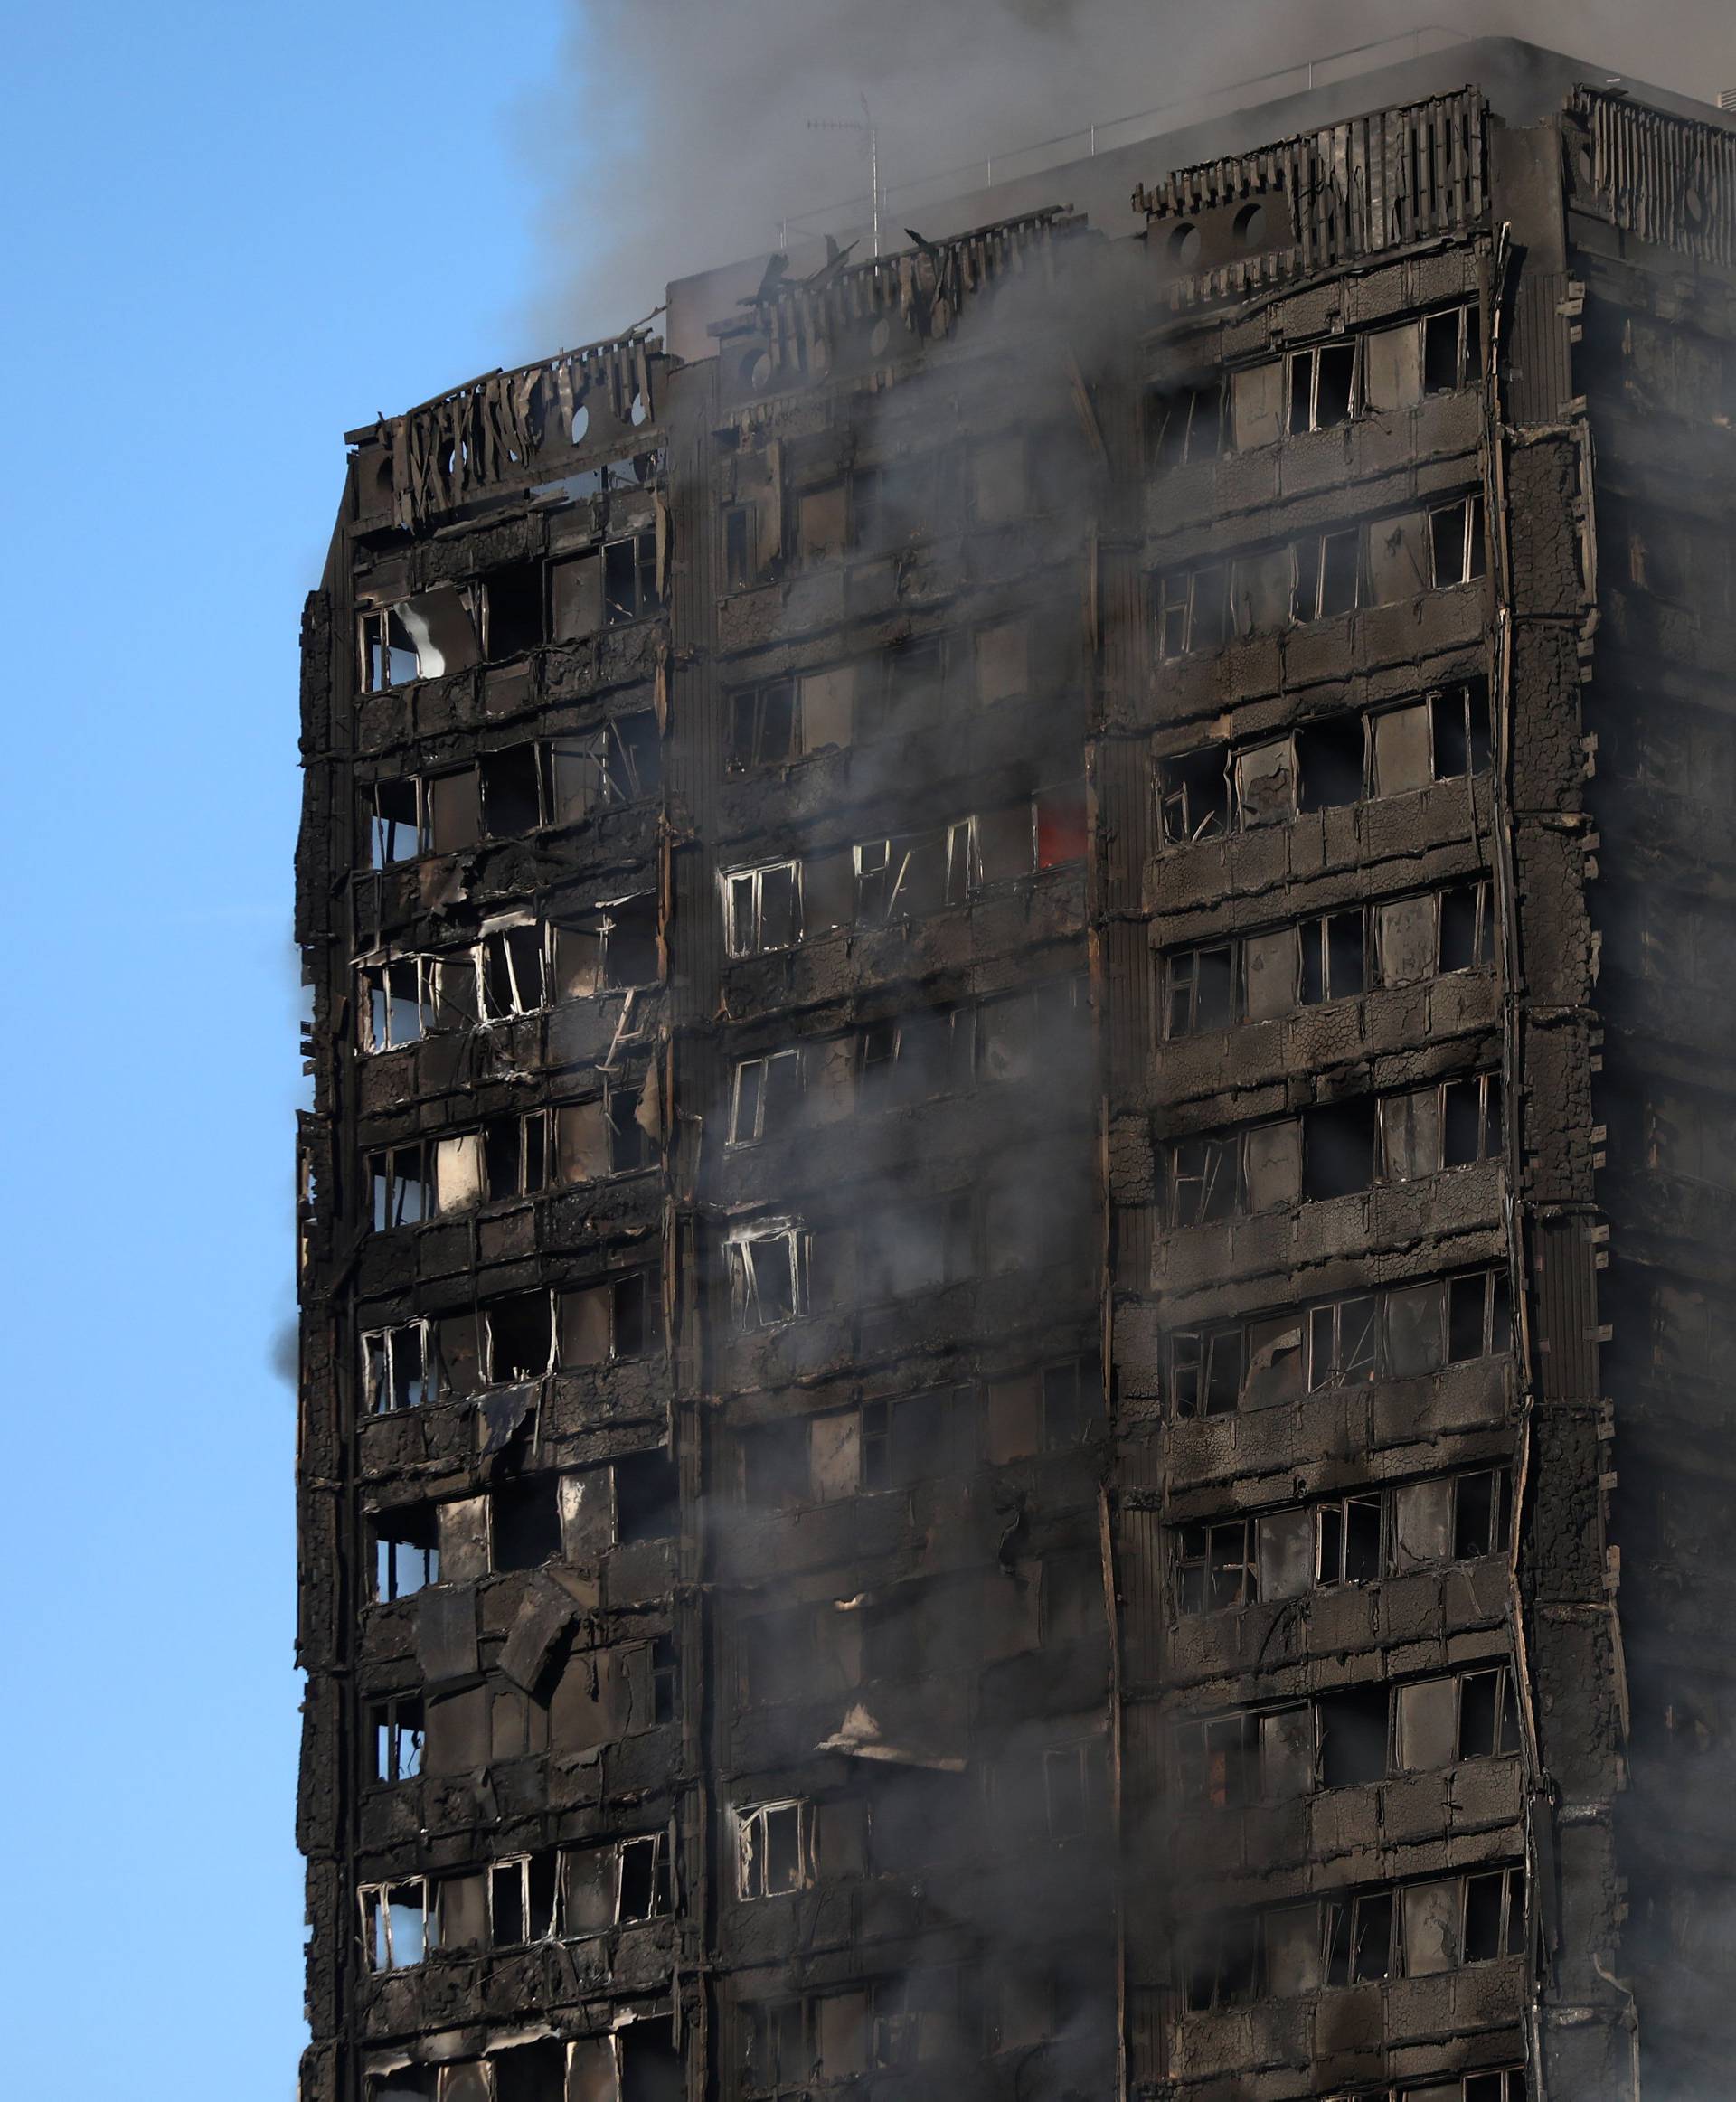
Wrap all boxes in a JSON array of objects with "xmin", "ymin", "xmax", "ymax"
[
  {"xmin": 1168, "ymin": 1268, "xmax": 1513, "ymax": 1421},
  {"xmin": 358, "ymin": 953, "xmax": 439, "ymax": 1053},
  {"xmin": 1427, "ymin": 679, "xmax": 1495, "ymax": 782},
  {"xmin": 1149, "ymin": 378, "xmax": 1226, "ymax": 467},
  {"xmin": 1423, "ymin": 300, "xmax": 1483, "ymax": 393},
  {"xmin": 368, "ymin": 1693, "xmax": 426, "ymax": 1785},
  {"xmin": 367, "ymin": 1142, "xmax": 429, "ymax": 1232},
  {"xmin": 1166, "ymin": 1131, "xmax": 1246, "ymax": 1227},
  {"xmin": 371, "ymin": 1507, "xmax": 440, "ymax": 1602},
  {"xmin": 1174, "ymin": 1517, "xmax": 1258, "ymax": 1616},
  {"xmin": 362, "ymin": 1318, "xmax": 437, "ymax": 1414},
  {"xmin": 722, "ymin": 860, "xmax": 803, "ymax": 957},
  {"xmin": 360, "ymin": 1877, "xmax": 435, "ymax": 1972},
  {"xmin": 728, "ymin": 1048, "xmax": 804, "ymax": 1145},
  {"xmin": 365, "ymin": 777, "xmax": 425, "ymax": 866},
  {"xmin": 476, "ymin": 919, "xmax": 550, "ymax": 1023},
  {"xmin": 1165, "ymin": 941, "xmax": 1237, "ymax": 1037},
  {"xmin": 1156, "ymin": 561, "xmax": 1230, "ymax": 658},
  {"xmin": 726, "ymin": 1222, "xmax": 811, "ymax": 1332},
  {"xmin": 736, "ymin": 1798, "xmax": 814, "ymax": 1899},
  {"xmin": 1291, "ymin": 525, "xmax": 1364, "ymax": 622},
  {"xmin": 1158, "ymin": 744, "xmax": 1232, "ymax": 844},
  {"xmin": 478, "ymin": 1107, "xmax": 553, "ymax": 1203},
  {"xmin": 1428, "ymin": 493, "xmax": 1488, "ymax": 589},
  {"xmin": 1288, "ymin": 336, "xmax": 1360, "ymax": 433},
  {"xmin": 482, "ymin": 1287, "xmax": 557, "ymax": 1384},
  {"xmin": 547, "ymin": 711, "xmax": 662, "ymax": 818},
  {"xmin": 603, "ymin": 528, "xmax": 661, "ymax": 622},
  {"xmin": 728, "ymin": 675, "xmax": 800, "ymax": 771}
]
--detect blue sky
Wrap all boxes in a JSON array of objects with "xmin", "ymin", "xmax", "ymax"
[{"xmin": 0, "ymin": 5, "xmax": 579, "ymax": 2089}]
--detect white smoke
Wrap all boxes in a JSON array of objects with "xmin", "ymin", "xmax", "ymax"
[{"xmin": 520, "ymin": 0, "xmax": 1730, "ymax": 347}]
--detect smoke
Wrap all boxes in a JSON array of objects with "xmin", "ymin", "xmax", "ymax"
[
  {"xmin": 502, "ymin": 2, "xmax": 1736, "ymax": 2088},
  {"xmin": 522, "ymin": 0, "xmax": 1731, "ymax": 349}
]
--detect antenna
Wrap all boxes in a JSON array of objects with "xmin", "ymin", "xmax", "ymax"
[{"xmin": 807, "ymin": 95, "xmax": 882, "ymax": 257}]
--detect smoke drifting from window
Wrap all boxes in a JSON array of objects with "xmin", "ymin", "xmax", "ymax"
[{"xmin": 521, "ymin": 0, "xmax": 1723, "ymax": 347}]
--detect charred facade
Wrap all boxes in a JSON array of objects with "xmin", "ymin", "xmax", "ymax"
[{"xmin": 295, "ymin": 42, "xmax": 1736, "ymax": 2102}]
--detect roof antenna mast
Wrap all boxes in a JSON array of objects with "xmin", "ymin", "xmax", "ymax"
[{"xmin": 807, "ymin": 94, "xmax": 882, "ymax": 257}]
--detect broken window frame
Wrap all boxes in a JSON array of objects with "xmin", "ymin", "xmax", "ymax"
[
  {"xmin": 1428, "ymin": 494, "xmax": 1488, "ymax": 589},
  {"xmin": 1169, "ymin": 1321, "xmax": 1248, "ymax": 1420},
  {"xmin": 1181, "ymin": 1912, "xmax": 1260, "ymax": 2010},
  {"xmin": 1308, "ymin": 1291, "xmax": 1382, "ymax": 1388},
  {"xmin": 357, "ymin": 585, "xmax": 486, "ymax": 693},
  {"xmin": 1299, "ymin": 908, "xmax": 1367, "ymax": 1006},
  {"xmin": 615, "ymin": 1833, "xmax": 673, "ymax": 1924},
  {"xmin": 1291, "ymin": 525, "xmax": 1363, "ymax": 622},
  {"xmin": 360, "ymin": 1878, "xmax": 434, "ymax": 1971},
  {"xmin": 729, "ymin": 675, "xmax": 800, "ymax": 770},
  {"xmin": 726, "ymin": 1222, "xmax": 811, "ymax": 1332},
  {"xmin": 1451, "ymin": 1467, "xmax": 1514, "ymax": 1560},
  {"xmin": 1166, "ymin": 1074, "xmax": 1496, "ymax": 1225},
  {"xmin": 727, "ymin": 1049, "xmax": 804, "ymax": 1145},
  {"xmin": 358, "ymin": 604, "xmax": 424, "ymax": 693},
  {"xmin": 1175, "ymin": 1466, "xmax": 1512, "ymax": 1618},
  {"xmin": 1187, "ymin": 1863, "xmax": 1525, "ymax": 2007},
  {"xmin": 1160, "ymin": 683, "xmax": 1490, "ymax": 851},
  {"xmin": 1175, "ymin": 1707, "xmax": 1266, "ymax": 1809},
  {"xmin": 852, "ymin": 829, "xmax": 949, "ymax": 923},
  {"xmin": 869, "ymin": 1966, "xmax": 972, "ymax": 2070},
  {"xmin": 1439, "ymin": 1071, "xmax": 1505, "ymax": 1171},
  {"xmin": 482, "ymin": 1288, "xmax": 557, "ymax": 1384},
  {"xmin": 1422, "ymin": 301, "xmax": 1483, "ymax": 393},
  {"xmin": 486, "ymin": 1852, "xmax": 559, "ymax": 1949},
  {"xmin": 358, "ymin": 955, "xmax": 439, "ymax": 1054},
  {"xmin": 1175, "ymin": 1518, "xmax": 1258, "ymax": 1616},
  {"xmin": 368, "ymin": 1693, "xmax": 425, "ymax": 1785},
  {"xmin": 1172, "ymin": 1267, "xmax": 1510, "ymax": 1418},
  {"xmin": 1322, "ymin": 1887, "xmax": 1396, "ymax": 1986},
  {"xmin": 1436, "ymin": 878, "xmax": 1496, "ymax": 974},
  {"xmin": 1426, "ymin": 679, "xmax": 1495, "ymax": 783},
  {"xmin": 741, "ymin": 1997, "xmax": 815, "ymax": 2097},
  {"xmin": 1165, "ymin": 942, "xmax": 1238, "ymax": 1036},
  {"xmin": 363, "ymin": 1319, "xmax": 438, "ymax": 1414},
  {"xmin": 1315, "ymin": 1493, "xmax": 1386, "ymax": 1586},
  {"xmin": 722, "ymin": 860, "xmax": 803, "ymax": 957},
  {"xmin": 603, "ymin": 529, "xmax": 661, "ymax": 623},
  {"xmin": 372, "ymin": 1512, "xmax": 439, "ymax": 1602},
  {"xmin": 556, "ymin": 1833, "xmax": 672, "ymax": 1938},
  {"xmin": 736, "ymin": 1799, "xmax": 814, "ymax": 1899},
  {"xmin": 479, "ymin": 1108, "xmax": 552, "ymax": 1202},
  {"xmin": 368, "ymin": 1143, "xmax": 429, "ymax": 1232},
  {"xmin": 1158, "ymin": 745, "xmax": 1233, "ymax": 844},
  {"xmin": 1149, "ymin": 379, "xmax": 1225, "ymax": 467},
  {"xmin": 546, "ymin": 712, "xmax": 661, "ymax": 821},
  {"xmin": 1183, "ymin": 1664, "xmax": 1519, "ymax": 1808},
  {"xmin": 365, "ymin": 778, "xmax": 425, "ymax": 865},
  {"xmin": 1166, "ymin": 1133, "xmax": 1246, "ymax": 1227},
  {"xmin": 1156, "ymin": 562, "xmax": 1229, "ymax": 658},
  {"xmin": 858, "ymin": 1005, "xmax": 976, "ymax": 1110},
  {"xmin": 1454, "ymin": 1665, "xmax": 1520, "ymax": 1760},
  {"xmin": 475, "ymin": 917, "xmax": 550, "ymax": 1024},
  {"xmin": 1288, "ymin": 337, "xmax": 1360, "ymax": 434},
  {"xmin": 876, "ymin": 633, "xmax": 948, "ymax": 729}
]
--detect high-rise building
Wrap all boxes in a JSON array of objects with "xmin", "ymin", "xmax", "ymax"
[{"xmin": 295, "ymin": 36, "xmax": 1736, "ymax": 2102}]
